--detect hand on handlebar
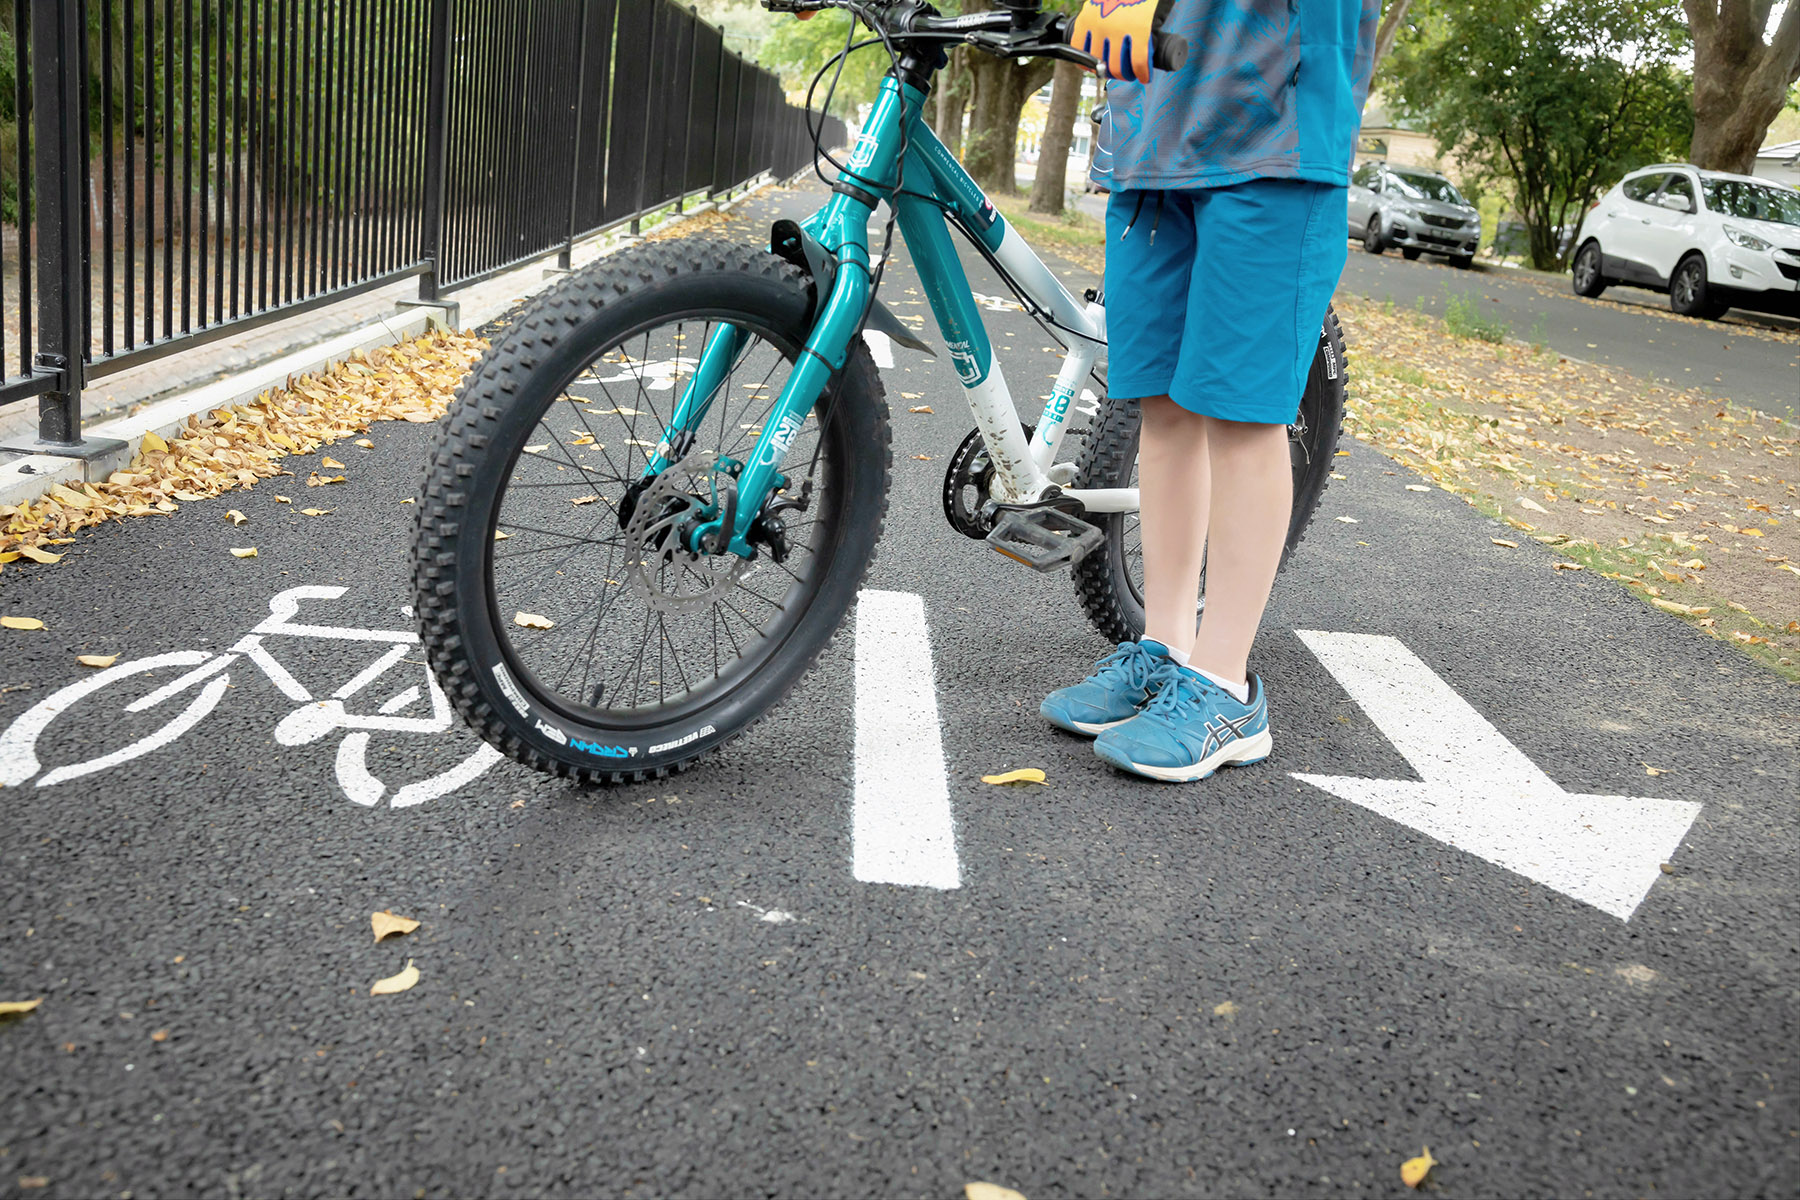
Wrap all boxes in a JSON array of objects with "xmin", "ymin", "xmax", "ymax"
[{"xmin": 1069, "ymin": 0, "xmax": 1155, "ymax": 83}]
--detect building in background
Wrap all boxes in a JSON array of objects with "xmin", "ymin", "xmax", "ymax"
[{"xmin": 1754, "ymin": 139, "xmax": 1800, "ymax": 187}]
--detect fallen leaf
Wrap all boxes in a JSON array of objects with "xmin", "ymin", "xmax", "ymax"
[
  {"xmin": 524, "ymin": 443, "xmax": 550, "ymax": 454},
  {"xmin": 400, "ymin": 498, "xmax": 415, "ymax": 505},
  {"xmin": 901, "ymin": 392, "xmax": 924, "ymax": 399},
  {"xmin": 1335, "ymin": 515, "xmax": 1359, "ymax": 523},
  {"xmin": 1644, "ymin": 764, "xmax": 1668, "ymax": 776},
  {"xmin": 369, "ymin": 959, "xmax": 420, "ymax": 996},
  {"xmin": 299, "ymin": 508, "xmax": 333, "ymax": 517},
  {"xmin": 965, "ymin": 1184, "xmax": 1027, "ymax": 1200},
  {"xmin": 1659, "ymin": 862, "xmax": 1675, "ymax": 874},
  {"xmin": 1334, "ymin": 449, "xmax": 1350, "ymax": 457},
  {"xmin": 307, "ymin": 473, "xmax": 347, "ymax": 487},
  {"xmin": 1518, "ymin": 497, "xmax": 1550, "ymax": 513},
  {"xmin": 76, "ymin": 654, "xmax": 118, "ymax": 668},
  {"xmin": 1552, "ymin": 562, "xmax": 1584, "ymax": 571},
  {"xmin": 140, "ymin": 430, "xmax": 169, "ymax": 452},
  {"xmin": 493, "ymin": 530, "xmax": 511, "ymax": 541},
  {"xmin": 226, "ymin": 509, "xmax": 247, "ymax": 526},
  {"xmin": 321, "ymin": 456, "xmax": 345, "ymax": 468},
  {"xmin": 1490, "ymin": 538, "xmax": 1519, "ymax": 548},
  {"xmin": 1405, "ymin": 484, "xmax": 1430, "ymax": 492},
  {"xmin": 1731, "ymin": 631, "xmax": 1771, "ymax": 645},
  {"xmin": 17, "ymin": 546, "xmax": 61, "ymax": 564},
  {"xmin": 371, "ymin": 910, "xmax": 421, "ymax": 942},
  {"xmin": 0, "ymin": 998, "xmax": 43, "ymax": 1015},
  {"xmin": 1788, "ymin": 621, "xmax": 1800, "ymax": 634},
  {"xmin": 1651, "ymin": 599, "xmax": 1709, "ymax": 616},
  {"xmin": 514, "ymin": 612, "xmax": 555, "ymax": 630},
  {"xmin": 570, "ymin": 495, "xmax": 600, "ymax": 506},
  {"xmin": 354, "ymin": 438, "xmax": 374, "ymax": 449},
  {"xmin": 981, "ymin": 768, "xmax": 1047, "ymax": 785},
  {"xmin": 1400, "ymin": 1147, "xmax": 1436, "ymax": 1189},
  {"xmin": 150, "ymin": 1028, "xmax": 169, "ymax": 1042},
  {"xmin": 273, "ymin": 495, "xmax": 291, "ymax": 503},
  {"xmin": 2, "ymin": 616, "xmax": 46, "ymax": 631},
  {"xmin": 229, "ymin": 547, "xmax": 258, "ymax": 558},
  {"xmin": 569, "ymin": 434, "xmax": 596, "ymax": 447},
  {"xmin": 908, "ymin": 406, "xmax": 934, "ymax": 414},
  {"xmin": 17, "ymin": 1177, "xmax": 48, "ymax": 1190},
  {"xmin": 912, "ymin": 454, "xmax": 934, "ymax": 461}
]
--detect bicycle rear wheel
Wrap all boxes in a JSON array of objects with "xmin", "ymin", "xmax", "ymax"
[
  {"xmin": 1071, "ymin": 305, "xmax": 1347, "ymax": 644},
  {"xmin": 412, "ymin": 239, "xmax": 891, "ymax": 782}
]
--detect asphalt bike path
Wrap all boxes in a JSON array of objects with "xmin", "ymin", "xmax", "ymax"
[{"xmin": 1, "ymin": 182, "xmax": 1795, "ymax": 1198}]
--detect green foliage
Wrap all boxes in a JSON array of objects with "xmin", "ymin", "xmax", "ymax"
[
  {"xmin": 1385, "ymin": 0, "xmax": 1691, "ymax": 270},
  {"xmin": 1443, "ymin": 287, "xmax": 1509, "ymax": 343},
  {"xmin": 761, "ymin": 9, "xmax": 889, "ymax": 112}
]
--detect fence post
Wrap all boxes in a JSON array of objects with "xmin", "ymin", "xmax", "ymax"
[
  {"xmin": 557, "ymin": 0, "xmax": 595, "ymax": 270},
  {"xmin": 25, "ymin": 0, "xmax": 100, "ymax": 453},
  {"xmin": 411, "ymin": 0, "xmax": 455, "ymax": 314}
]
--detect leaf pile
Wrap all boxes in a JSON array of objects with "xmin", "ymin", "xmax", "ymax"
[
  {"xmin": 1337, "ymin": 295, "xmax": 1798, "ymax": 679},
  {"xmin": 0, "ymin": 330, "xmax": 487, "ymax": 571}
]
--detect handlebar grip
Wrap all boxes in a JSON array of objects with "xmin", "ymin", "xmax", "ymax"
[{"xmin": 1151, "ymin": 31, "xmax": 1187, "ymax": 72}]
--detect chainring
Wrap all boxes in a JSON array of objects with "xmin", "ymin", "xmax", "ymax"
[
  {"xmin": 941, "ymin": 425, "xmax": 1035, "ymax": 540},
  {"xmin": 623, "ymin": 450, "xmax": 753, "ymax": 613}
]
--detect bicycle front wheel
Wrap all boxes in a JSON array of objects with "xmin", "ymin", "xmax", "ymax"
[
  {"xmin": 412, "ymin": 238, "xmax": 891, "ymax": 783},
  {"xmin": 1071, "ymin": 305, "xmax": 1347, "ymax": 644}
]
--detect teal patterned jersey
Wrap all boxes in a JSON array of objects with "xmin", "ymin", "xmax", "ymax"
[{"xmin": 1089, "ymin": 0, "xmax": 1380, "ymax": 191}]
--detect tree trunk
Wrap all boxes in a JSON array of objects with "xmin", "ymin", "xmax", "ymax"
[
  {"xmin": 1684, "ymin": 0, "xmax": 1800, "ymax": 173},
  {"xmin": 1029, "ymin": 61, "xmax": 1083, "ymax": 214},
  {"xmin": 935, "ymin": 48, "xmax": 970, "ymax": 158},
  {"xmin": 1371, "ymin": 0, "xmax": 1411, "ymax": 67},
  {"xmin": 962, "ymin": 56, "xmax": 1056, "ymax": 195}
]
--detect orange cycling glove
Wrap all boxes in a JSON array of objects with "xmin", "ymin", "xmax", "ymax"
[{"xmin": 1069, "ymin": 0, "xmax": 1158, "ymax": 84}]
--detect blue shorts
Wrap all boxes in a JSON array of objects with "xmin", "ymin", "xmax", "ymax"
[{"xmin": 1103, "ymin": 179, "xmax": 1348, "ymax": 424}]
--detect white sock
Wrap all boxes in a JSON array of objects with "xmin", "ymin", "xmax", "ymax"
[
  {"xmin": 1195, "ymin": 667, "xmax": 1250, "ymax": 705},
  {"xmin": 1164, "ymin": 644, "xmax": 1191, "ymax": 667}
]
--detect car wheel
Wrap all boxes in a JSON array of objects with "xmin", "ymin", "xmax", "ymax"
[
  {"xmin": 1570, "ymin": 240, "xmax": 1607, "ymax": 298},
  {"xmin": 1450, "ymin": 254, "xmax": 1475, "ymax": 269},
  {"xmin": 1363, "ymin": 218, "xmax": 1384, "ymax": 255},
  {"xmin": 1669, "ymin": 254, "xmax": 1727, "ymax": 319},
  {"xmin": 1401, "ymin": 247, "xmax": 1421, "ymax": 261}
]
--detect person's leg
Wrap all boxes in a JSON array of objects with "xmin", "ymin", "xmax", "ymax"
[
  {"xmin": 1187, "ymin": 416, "xmax": 1291, "ymax": 685},
  {"xmin": 1137, "ymin": 395, "xmax": 1209, "ymax": 657}
]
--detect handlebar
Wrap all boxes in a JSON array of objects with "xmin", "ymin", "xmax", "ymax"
[{"xmin": 764, "ymin": 0, "xmax": 1188, "ymax": 77}]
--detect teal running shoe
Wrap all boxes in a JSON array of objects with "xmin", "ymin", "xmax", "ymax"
[
  {"xmin": 1092, "ymin": 667, "xmax": 1272, "ymax": 782},
  {"xmin": 1040, "ymin": 639, "xmax": 1174, "ymax": 736}
]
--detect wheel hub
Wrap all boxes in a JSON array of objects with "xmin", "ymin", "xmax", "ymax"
[{"xmin": 623, "ymin": 450, "xmax": 753, "ymax": 613}]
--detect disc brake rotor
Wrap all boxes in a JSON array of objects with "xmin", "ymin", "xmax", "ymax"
[{"xmin": 623, "ymin": 449, "xmax": 752, "ymax": 613}]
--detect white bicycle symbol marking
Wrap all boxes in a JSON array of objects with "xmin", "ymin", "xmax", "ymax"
[{"xmin": 0, "ymin": 585, "xmax": 503, "ymax": 808}]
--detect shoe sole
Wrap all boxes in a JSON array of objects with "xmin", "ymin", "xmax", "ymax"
[
  {"xmin": 1095, "ymin": 728, "xmax": 1274, "ymax": 783},
  {"xmin": 1041, "ymin": 710, "xmax": 1136, "ymax": 738}
]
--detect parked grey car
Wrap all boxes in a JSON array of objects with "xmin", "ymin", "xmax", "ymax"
[{"xmin": 1348, "ymin": 162, "xmax": 1482, "ymax": 267}]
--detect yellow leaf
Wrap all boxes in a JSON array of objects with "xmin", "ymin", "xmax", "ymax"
[
  {"xmin": 1650, "ymin": 600, "xmax": 1709, "ymax": 616},
  {"xmin": 570, "ymin": 434, "xmax": 596, "ymax": 446},
  {"xmin": 965, "ymin": 1184, "xmax": 1027, "ymax": 1200},
  {"xmin": 369, "ymin": 959, "xmax": 420, "ymax": 996},
  {"xmin": 226, "ymin": 509, "xmax": 247, "ymax": 526},
  {"xmin": 172, "ymin": 490, "xmax": 206, "ymax": 502},
  {"xmin": 570, "ymin": 495, "xmax": 600, "ymax": 506},
  {"xmin": 299, "ymin": 508, "xmax": 333, "ymax": 517},
  {"xmin": 1788, "ymin": 621, "xmax": 1799, "ymax": 634},
  {"xmin": 524, "ymin": 443, "xmax": 550, "ymax": 454},
  {"xmin": 1552, "ymin": 562, "xmax": 1584, "ymax": 571},
  {"xmin": 912, "ymin": 454, "xmax": 933, "ymax": 461},
  {"xmin": 76, "ymin": 654, "xmax": 118, "ymax": 668},
  {"xmin": 17, "ymin": 546, "xmax": 61, "ymax": 564},
  {"xmin": 371, "ymin": 910, "xmax": 421, "ymax": 942},
  {"xmin": 1518, "ymin": 497, "xmax": 1550, "ymax": 513},
  {"xmin": 493, "ymin": 530, "xmax": 511, "ymax": 541},
  {"xmin": 140, "ymin": 430, "xmax": 170, "ymax": 453},
  {"xmin": 321, "ymin": 456, "xmax": 345, "ymax": 468},
  {"xmin": 514, "ymin": 612, "xmax": 555, "ymax": 630},
  {"xmin": 1405, "ymin": 484, "xmax": 1430, "ymax": 492},
  {"xmin": 1, "ymin": 616, "xmax": 46, "ymax": 631},
  {"xmin": 273, "ymin": 495, "xmax": 291, "ymax": 504},
  {"xmin": 354, "ymin": 438, "xmax": 374, "ymax": 449},
  {"xmin": 229, "ymin": 547, "xmax": 258, "ymax": 558},
  {"xmin": 981, "ymin": 768, "xmax": 1047, "ymax": 785},
  {"xmin": 1490, "ymin": 538, "xmax": 1518, "ymax": 548},
  {"xmin": 901, "ymin": 393, "xmax": 924, "ymax": 399},
  {"xmin": 0, "ymin": 997, "xmax": 44, "ymax": 1015},
  {"xmin": 150, "ymin": 1028, "xmax": 169, "ymax": 1042},
  {"xmin": 908, "ymin": 406, "xmax": 934, "ymax": 414},
  {"xmin": 1644, "ymin": 763, "xmax": 1667, "ymax": 776},
  {"xmin": 1400, "ymin": 1147, "xmax": 1436, "ymax": 1189}
]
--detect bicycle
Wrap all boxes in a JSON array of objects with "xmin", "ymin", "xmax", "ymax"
[
  {"xmin": 0, "ymin": 585, "xmax": 502, "ymax": 808},
  {"xmin": 410, "ymin": 0, "xmax": 1347, "ymax": 783}
]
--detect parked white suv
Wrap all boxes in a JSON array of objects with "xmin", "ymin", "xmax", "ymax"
[
  {"xmin": 1571, "ymin": 164, "xmax": 1800, "ymax": 320},
  {"xmin": 1348, "ymin": 162, "xmax": 1482, "ymax": 267}
]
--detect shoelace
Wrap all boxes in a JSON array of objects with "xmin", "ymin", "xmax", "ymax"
[
  {"xmin": 1138, "ymin": 665, "xmax": 1222, "ymax": 722},
  {"xmin": 1090, "ymin": 642, "xmax": 1168, "ymax": 696}
]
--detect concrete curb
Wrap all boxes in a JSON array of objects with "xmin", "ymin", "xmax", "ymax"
[{"xmin": 0, "ymin": 167, "xmax": 802, "ymax": 514}]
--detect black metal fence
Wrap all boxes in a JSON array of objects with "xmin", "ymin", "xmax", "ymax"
[{"xmin": 1, "ymin": 0, "xmax": 844, "ymax": 451}]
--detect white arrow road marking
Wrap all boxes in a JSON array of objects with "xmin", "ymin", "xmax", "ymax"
[
  {"xmin": 852, "ymin": 589, "xmax": 961, "ymax": 889},
  {"xmin": 1292, "ymin": 630, "xmax": 1701, "ymax": 921}
]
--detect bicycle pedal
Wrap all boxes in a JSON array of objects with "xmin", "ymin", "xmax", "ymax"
[{"xmin": 985, "ymin": 506, "xmax": 1105, "ymax": 572}]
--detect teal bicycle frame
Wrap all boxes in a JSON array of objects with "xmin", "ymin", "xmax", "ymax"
[{"xmin": 650, "ymin": 71, "xmax": 1134, "ymax": 558}]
